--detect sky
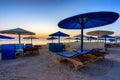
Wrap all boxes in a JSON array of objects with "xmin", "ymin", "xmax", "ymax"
[{"xmin": 0, "ymin": 0, "xmax": 120, "ymax": 38}]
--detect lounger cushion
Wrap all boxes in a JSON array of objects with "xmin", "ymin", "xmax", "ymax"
[
  {"xmin": 73, "ymin": 49, "xmax": 91, "ymax": 54},
  {"xmin": 57, "ymin": 52, "xmax": 76, "ymax": 58}
]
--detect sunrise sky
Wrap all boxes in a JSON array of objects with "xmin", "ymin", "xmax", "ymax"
[{"xmin": 0, "ymin": 0, "xmax": 120, "ymax": 38}]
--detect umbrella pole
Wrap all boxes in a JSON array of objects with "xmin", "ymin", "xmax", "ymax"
[
  {"xmin": 116, "ymin": 38, "xmax": 117, "ymax": 44},
  {"xmin": 81, "ymin": 28, "xmax": 83, "ymax": 52},
  {"xmin": 31, "ymin": 38, "xmax": 32, "ymax": 44},
  {"xmin": 18, "ymin": 33, "xmax": 21, "ymax": 45},
  {"xmin": 18, "ymin": 33, "xmax": 22, "ymax": 53},
  {"xmin": 80, "ymin": 17, "xmax": 84, "ymax": 52},
  {"xmin": 105, "ymin": 38, "xmax": 107, "ymax": 51},
  {"xmin": 52, "ymin": 40, "xmax": 53, "ymax": 43},
  {"xmin": 58, "ymin": 36, "xmax": 60, "ymax": 43}
]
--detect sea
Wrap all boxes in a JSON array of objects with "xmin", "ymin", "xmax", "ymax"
[
  {"xmin": 0, "ymin": 38, "xmax": 111, "ymax": 45},
  {"xmin": 0, "ymin": 38, "xmax": 76, "ymax": 45}
]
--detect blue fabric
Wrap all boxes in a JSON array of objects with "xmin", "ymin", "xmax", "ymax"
[
  {"xmin": 91, "ymin": 48, "xmax": 102, "ymax": 51},
  {"xmin": 0, "ymin": 35, "xmax": 14, "ymax": 39},
  {"xmin": 49, "ymin": 43, "xmax": 56, "ymax": 52},
  {"xmin": 73, "ymin": 49, "xmax": 91, "ymax": 54},
  {"xmin": 109, "ymin": 38, "xmax": 115, "ymax": 41},
  {"xmin": 49, "ymin": 31, "xmax": 69, "ymax": 37},
  {"xmin": 58, "ymin": 11, "xmax": 119, "ymax": 52},
  {"xmin": 1, "ymin": 44, "xmax": 15, "ymax": 60},
  {"xmin": 58, "ymin": 12, "xmax": 119, "ymax": 29},
  {"xmin": 86, "ymin": 36, "xmax": 97, "ymax": 40},
  {"xmin": 55, "ymin": 43, "xmax": 63, "ymax": 52},
  {"xmin": 49, "ymin": 43, "xmax": 64, "ymax": 52},
  {"xmin": 25, "ymin": 44, "xmax": 33, "ymax": 48},
  {"xmin": 99, "ymin": 35, "xmax": 115, "ymax": 39},
  {"xmin": 47, "ymin": 37, "xmax": 57, "ymax": 40},
  {"xmin": 57, "ymin": 52, "xmax": 76, "ymax": 58},
  {"xmin": 15, "ymin": 44, "xmax": 24, "ymax": 51}
]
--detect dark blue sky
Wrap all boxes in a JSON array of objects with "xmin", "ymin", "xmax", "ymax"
[{"xmin": 0, "ymin": 0, "xmax": 120, "ymax": 37}]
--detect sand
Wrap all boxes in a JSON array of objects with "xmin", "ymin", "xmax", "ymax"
[{"xmin": 0, "ymin": 47, "xmax": 120, "ymax": 80}]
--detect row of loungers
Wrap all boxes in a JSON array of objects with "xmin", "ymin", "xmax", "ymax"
[
  {"xmin": 1, "ymin": 44, "xmax": 41, "ymax": 60},
  {"xmin": 56, "ymin": 48, "xmax": 108, "ymax": 71}
]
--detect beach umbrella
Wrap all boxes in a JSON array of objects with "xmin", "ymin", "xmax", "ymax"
[
  {"xmin": 49, "ymin": 31, "xmax": 69, "ymax": 43},
  {"xmin": 99, "ymin": 35, "xmax": 115, "ymax": 50},
  {"xmin": 86, "ymin": 30, "xmax": 114, "ymax": 42},
  {"xmin": 58, "ymin": 11, "xmax": 119, "ymax": 52},
  {"xmin": 47, "ymin": 36, "xmax": 57, "ymax": 43},
  {"xmin": 74, "ymin": 38, "xmax": 80, "ymax": 42},
  {"xmin": 23, "ymin": 36, "xmax": 39, "ymax": 44},
  {"xmin": 99, "ymin": 35, "xmax": 115, "ymax": 43},
  {"xmin": 114, "ymin": 36, "xmax": 120, "ymax": 43},
  {"xmin": 109, "ymin": 38, "xmax": 115, "ymax": 42},
  {"xmin": 86, "ymin": 36, "xmax": 97, "ymax": 42},
  {"xmin": 0, "ymin": 34, "xmax": 14, "ymax": 39},
  {"xmin": 0, "ymin": 28, "xmax": 35, "ymax": 45}
]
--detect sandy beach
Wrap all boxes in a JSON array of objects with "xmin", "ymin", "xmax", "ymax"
[{"xmin": 0, "ymin": 45, "xmax": 120, "ymax": 80}]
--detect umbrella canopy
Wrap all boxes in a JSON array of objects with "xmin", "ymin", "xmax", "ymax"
[
  {"xmin": 86, "ymin": 30, "xmax": 114, "ymax": 42},
  {"xmin": 109, "ymin": 38, "xmax": 116, "ymax": 42},
  {"xmin": 99, "ymin": 35, "xmax": 115, "ymax": 42},
  {"xmin": 47, "ymin": 36, "xmax": 57, "ymax": 43},
  {"xmin": 86, "ymin": 30, "xmax": 114, "ymax": 36},
  {"xmin": 86, "ymin": 36, "xmax": 97, "ymax": 42},
  {"xmin": 0, "ymin": 28, "xmax": 35, "ymax": 44},
  {"xmin": 99, "ymin": 35, "xmax": 115, "ymax": 51},
  {"xmin": 74, "ymin": 38, "xmax": 80, "ymax": 41},
  {"xmin": 99, "ymin": 35, "xmax": 115, "ymax": 39},
  {"xmin": 0, "ymin": 34, "xmax": 14, "ymax": 39},
  {"xmin": 23, "ymin": 36, "xmax": 38, "ymax": 44},
  {"xmin": 114, "ymin": 36, "xmax": 120, "ymax": 43},
  {"xmin": 58, "ymin": 11, "xmax": 119, "ymax": 52},
  {"xmin": 49, "ymin": 31, "xmax": 69, "ymax": 43}
]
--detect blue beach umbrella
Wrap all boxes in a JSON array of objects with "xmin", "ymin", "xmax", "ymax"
[
  {"xmin": 49, "ymin": 31, "xmax": 69, "ymax": 43},
  {"xmin": 109, "ymin": 38, "xmax": 115, "ymax": 42},
  {"xmin": 86, "ymin": 30, "xmax": 114, "ymax": 42},
  {"xmin": 114, "ymin": 36, "xmax": 120, "ymax": 43},
  {"xmin": 99, "ymin": 35, "xmax": 115, "ymax": 43},
  {"xmin": 0, "ymin": 34, "xmax": 14, "ymax": 39},
  {"xmin": 86, "ymin": 36, "xmax": 97, "ymax": 42},
  {"xmin": 47, "ymin": 36, "xmax": 57, "ymax": 43},
  {"xmin": 58, "ymin": 11, "xmax": 119, "ymax": 52},
  {"xmin": 74, "ymin": 38, "xmax": 80, "ymax": 42},
  {"xmin": 99, "ymin": 35, "xmax": 115, "ymax": 51}
]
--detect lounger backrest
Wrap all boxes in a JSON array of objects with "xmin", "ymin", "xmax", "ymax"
[
  {"xmin": 1, "ymin": 44, "xmax": 15, "ymax": 60},
  {"xmin": 14, "ymin": 44, "xmax": 24, "ymax": 51},
  {"xmin": 25, "ymin": 44, "xmax": 33, "ymax": 48}
]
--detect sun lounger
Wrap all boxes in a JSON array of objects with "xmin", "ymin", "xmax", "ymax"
[
  {"xmin": 1, "ymin": 44, "xmax": 15, "ymax": 60},
  {"xmin": 57, "ymin": 52, "xmax": 84, "ymax": 71},
  {"xmin": 14, "ymin": 44, "xmax": 24, "ymax": 51},
  {"xmin": 23, "ymin": 47, "xmax": 39, "ymax": 56},
  {"xmin": 73, "ymin": 49, "xmax": 99, "ymax": 62},
  {"xmin": 90, "ymin": 48, "xmax": 109, "ymax": 59},
  {"xmin": 25, "ymin": 44, "xmax": 33, "ymax": 48}
]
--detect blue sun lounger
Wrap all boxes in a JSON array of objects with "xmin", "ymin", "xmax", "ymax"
[
  {"xmin": 57, "ymin": 51, "xmax": 86, "ymax": 70},
  {"xmin": 1, "ymin": 44, "xmax": 15, "ymax": 60},
  {"xmin": 73, "ymin": 49, "xmax": 99, "ymax": 62}
]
